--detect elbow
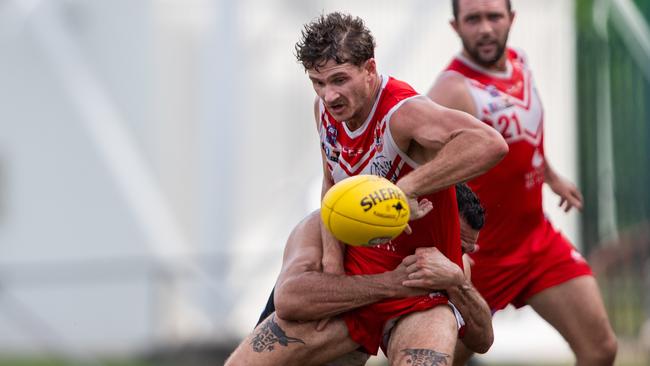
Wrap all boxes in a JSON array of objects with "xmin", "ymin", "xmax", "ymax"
[
  {"xmin": 474, "ymin": 329, "xmax": 494, "ymax": 354},
  {"xmin": 274, "ymin": 286, "xmax": 301, "ymax": 320},
  {"xmin": 480, "ymin": 129, "xmax": 508, "ymax": 168},
  {"xmin": 463, "ymin": 326, "xmax": 494, "ymax": 354},
  {"xmin": 490, "ymin": 131, "xmax": 509, "ymax": 162},
  {"xmin": 274, "ymin": 283, "xmax": 318, "ymax": 321},
  {"xmin": 273, "ymin": 300, "xmax": 295, "ymax": 321},
  {"xmin": 275, "ymin": 303, "xmax": 316, "ymax": 321}
]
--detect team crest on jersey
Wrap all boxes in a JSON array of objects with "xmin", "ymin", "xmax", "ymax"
[
  {"xmin": 486, "ymin": 85, "xmax": 501, "ymax": 97},
  {"xmin": 374, "ymin": 125, "xmax": 384, "ymax": 152},
  {"xmin": 326, "ymin": 125, "xmax": 338, "ymax": 145}
]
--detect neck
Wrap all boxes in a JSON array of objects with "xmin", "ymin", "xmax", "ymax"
[{"xmin": 347, "ymin": 73, "xmax": 381, "ymax": 130}]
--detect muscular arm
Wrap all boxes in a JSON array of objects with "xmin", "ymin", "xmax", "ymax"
[
  {"xmin": 402, "ymin": 248, "xmax": 493, "ymax": 354},
  {"xmin": 447, "ymin": 281, "xmax": 494, "ymax": 353},
  {"xmin": 319, "ymin": 151, "xmax": 346, "ymax": 273},
  {"xmin": 314, "ymin": 97, "xmax": 347, "ymax": 274},
  {"xmin": 392, "ymin": 78, "xmax": 508, "ymax": 197},
  {"xmin": 273, "ymin": 213, "xmax": 428, "ymax": 321}
]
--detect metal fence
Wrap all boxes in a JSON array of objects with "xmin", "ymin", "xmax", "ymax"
[{"xmin": 577, "ymin": 0, "xmax": 650, "ymax": 361}]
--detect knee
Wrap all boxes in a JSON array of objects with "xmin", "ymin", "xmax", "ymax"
[
  {"xmin": 596, "ymin": 334, "xmax": 618, "ymax": 365},
  {"xmin": 576, "ymin": 332, "xmax": 617, "ymax": 366}
]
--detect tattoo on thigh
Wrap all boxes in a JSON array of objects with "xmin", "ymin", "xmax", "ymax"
[
  {"xmin": 401, "ymin": 348, "xmax": 449, "ymax": 366},
  {"xmin": 250, "ymin": 315, "xmax": 306, "ymax": 352}
]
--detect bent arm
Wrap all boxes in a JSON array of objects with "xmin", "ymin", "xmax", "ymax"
[
  {"xmin": 391, "ymin": 97, "xmax": 508, "ymax": 198},
  {"xmin": 395, "ymin": 71, "xmax": 507, "ymax": 196},
  {"xmin": 319, "ymin": 151, "xmax": 346, "ymax": 273},
  {"xmin": 314, "ymin": 97, "xmax": 347, "ymax": 274},
  {"xmin": 401, "ymin": 247, "xmax": 493, "ymax": 353},
  {"xmin": 274, "ymin": 213, "xmax": 427, "ymax": 321},
  {"xmin": 448, "ymin": 281, "xmax": 494, "ymax": 354}
]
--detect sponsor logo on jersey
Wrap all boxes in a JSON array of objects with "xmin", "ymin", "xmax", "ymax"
[
  {"xmin": 322, "ymin": 142, "xmax": 339, "ymax": 163},
  {"xmin": 342, "ymin": 147, "xmax": 365, "ymax": 157},
  {"xmin": 524, "ymin": 167, "xmax": 545, "ymax": 189},
  {"xmin": 370, "ymin": 155, "xmax": 393, "ymax": 179},
  {"xmin": 487, "ymin": 99, "xmax": 515, "ymax": 114}
]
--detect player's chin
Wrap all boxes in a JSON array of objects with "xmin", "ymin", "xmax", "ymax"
[{"xmin": 477, "ymin": 52, "xmax": 499, "ymax": 65}]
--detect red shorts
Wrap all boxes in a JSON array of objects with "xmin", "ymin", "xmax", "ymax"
[
  {"xmin": 343, "ymin": 293, "xmax": 450, "ymax": 355},
  {"xmin": 469, "ymin": 219, "xmax": 593, "ymax": 312}
]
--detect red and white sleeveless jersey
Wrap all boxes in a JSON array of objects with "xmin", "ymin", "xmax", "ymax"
[
  {"xmin": 445, "ymin": 48, "xmax": 546, "ymax": 258},
  {"xmin": 318, "ymin": 75, "xmax": 462, "ymax": 272}
]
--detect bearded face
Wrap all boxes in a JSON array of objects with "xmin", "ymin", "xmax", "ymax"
[{"xmin": 453, "ymin": 0, "xmax": 514, "ymax": 68}]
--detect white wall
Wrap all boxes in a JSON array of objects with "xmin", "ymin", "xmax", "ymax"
[{"xmin": 0, "ymin": 0, "xmax": 577, "ymax": 361}]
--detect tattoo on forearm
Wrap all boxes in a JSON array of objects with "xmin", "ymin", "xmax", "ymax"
[
  {"xmin": 250, "ymin": 315, "xmax": 305, "ymax": 352},
  {"xmin": 401, "ymin": 348, "xmax": 449, "ymax": 366}
]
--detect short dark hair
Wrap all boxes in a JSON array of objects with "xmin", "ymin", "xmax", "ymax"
[
  {"xmin": 295, "ymin": 12, "xmax": 376, "ymax": 71},
  {"xmin": 456, "ymin": 183, "xmax": 485, "ymax": 230},
  {"xmin": 452, "ymin": 0, "xmax": 512, "ymax": 20}
]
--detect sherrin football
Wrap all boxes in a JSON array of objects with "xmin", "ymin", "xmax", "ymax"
[{"xmin": 321, "ymin": 175, "xmax": 410, "ymax": 246}]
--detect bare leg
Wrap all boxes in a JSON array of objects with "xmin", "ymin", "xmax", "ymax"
[
  {"xmin": 526, "ymin": 276, "xmax": 617, "ymax": 366},
  {"xmin": 386, "ymin": 305, "xmax": 457, "ymax": 366},
  {"xmin": 225, "ymin": 313, "xmax": 359, "ymax": 366},
  {"xmin": 326, "ymin": 350, "xmax": 370, "ymax": 366},
  {"xmin": 452, "ymin": 340, "xmax": 474, "ymax": 366}
]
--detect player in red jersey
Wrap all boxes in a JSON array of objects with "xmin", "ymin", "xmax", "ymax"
[
  {"xmin": 227, "ymin": 12, "xmax": 507, "ymax": 366},
  {"xmin": 428, "ymin": 1, "xmax": 617, "ymax": 365},
  {"xmin": 306, "ymin": 11, "xmax": 506, "ymax": 363},
  {"xmin": 226, "ymin": 184, "xmax": 493, "ymax": 366}
]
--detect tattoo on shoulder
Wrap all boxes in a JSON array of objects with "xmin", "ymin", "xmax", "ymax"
[
  {"xmin": 250, "ymin": 315, "xmax": 306, "ymax": 352},
  {"xmin": 401, "ymin": 348, "xmax": 450, "ymax": 366}
]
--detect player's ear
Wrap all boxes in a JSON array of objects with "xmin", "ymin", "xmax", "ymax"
[
  {"xmin": 363, "ymin": 58, "xmax": 376, "ymax": 75},
  {"xmin": 450, "ymin": 19, "xmax": 460, "ymax": 34}
]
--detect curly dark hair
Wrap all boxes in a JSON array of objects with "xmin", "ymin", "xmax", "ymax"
[
  {"xmin": 295, "ymin": 12, "xmax": 376, "ymax": 71},
  {"xmin": 456, "ymin": 183, "xmax": 485, "ymax": 230}
]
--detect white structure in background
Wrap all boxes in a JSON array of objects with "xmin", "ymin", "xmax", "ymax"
[{"xmin": 0, "ymin": 0, "xmax": 578, "ymax": 363}]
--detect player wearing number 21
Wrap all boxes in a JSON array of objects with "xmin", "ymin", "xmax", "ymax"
[{"xmin": 428, "ymin": 0, "xmax": 617, "ymax": 364}]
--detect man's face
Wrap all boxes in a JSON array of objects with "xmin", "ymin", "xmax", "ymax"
[
  {"xmin": 307, "ymin": 59, "xmax": 376, "ymax": 123},
  {"xmin": 460, "ymin": 217, "xmax": 479, "ymax": 254},
  {"xmin": 452, "ymin": 0, "xmax": 514, "ymax": 67}
]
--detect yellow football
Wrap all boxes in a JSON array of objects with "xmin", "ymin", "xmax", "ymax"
[{"xmin": 321, "ymin": 175, "xmax": 410, "ymax": 246}]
